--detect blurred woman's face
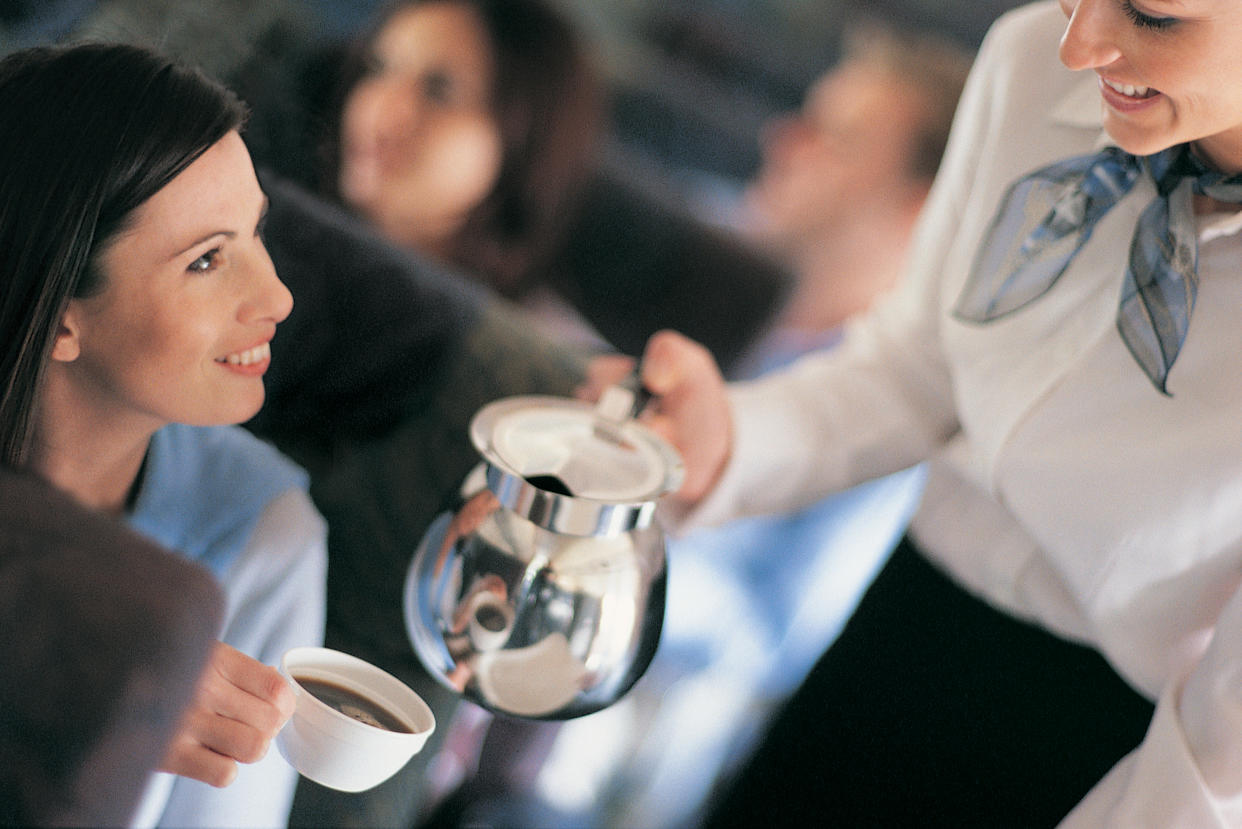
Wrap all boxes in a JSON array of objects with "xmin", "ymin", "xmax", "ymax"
[
  {"xmin": 339, "ymin": 2, "xmax": 504, "ymax": 254},
  {"xmin": 1058, "ymin": 0, "xmax": 1242, "ymax": 172}
]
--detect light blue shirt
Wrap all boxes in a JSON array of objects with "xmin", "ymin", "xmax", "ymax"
[{"xmin": 126, "ymin": 424, "xmax": 327, "ymax": 829}]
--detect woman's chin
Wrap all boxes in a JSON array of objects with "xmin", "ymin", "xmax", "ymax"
[{"xmin": 1101, "ymin": 117, "xmax": 1179, "ymax": 159}]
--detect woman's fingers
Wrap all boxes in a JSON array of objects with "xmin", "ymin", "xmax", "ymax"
[
  {"xmin": 158, "ymin": 642, "xmax": 296, "ymax": 787},
  {"xmin": 639, "ymin": 330, "xmax": 732, "ymax": 504},
  {"xmin": 204, "ymin": 641, "xmax": 296, "ymax": 730},
  {"xmin": 160, "ymin": 733, "xmax": 240, "ymax": 789},
  {"xmin": 184, "ymin": 690, "xmax": 276, "ymax": 764},
  {"xmin": 580, "ymin": 332, "xmax": 732, "ymax": 505}
]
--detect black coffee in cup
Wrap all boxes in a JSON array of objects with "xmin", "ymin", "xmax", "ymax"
[{"xmin": 294, "ymin": 676, "xmax": 413, "ymax": 733}]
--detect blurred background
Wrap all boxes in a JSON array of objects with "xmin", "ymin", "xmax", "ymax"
[{"xmin": 3, "ymin": 0, "xmax": 1028, "ymax": 207}]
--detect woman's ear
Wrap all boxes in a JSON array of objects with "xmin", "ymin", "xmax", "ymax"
[{"xmin": 51, "ymin": 305, "xmax": 82, "ymax": 362}]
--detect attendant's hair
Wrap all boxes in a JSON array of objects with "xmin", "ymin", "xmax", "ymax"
[
  {"xmin": 321, "ymin": 0, "xmax": 604, "ymax": 299},
  {"xmin": 0, "ymin": 42, "xmax": 247, "ymax": 467}
]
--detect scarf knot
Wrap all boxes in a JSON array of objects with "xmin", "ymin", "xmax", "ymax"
[{"xmin": 954, "ymin": 144, "xmax": 1242, "ymax": 394}]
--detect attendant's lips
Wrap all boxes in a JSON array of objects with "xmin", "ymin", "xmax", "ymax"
[
  {"xmin": 1099, "ymin": 76, "xmax": 1160, "ymax": 111},
  {"xmin": 216, "ymin": 341, "xmax": 272, "ymax": 376}
]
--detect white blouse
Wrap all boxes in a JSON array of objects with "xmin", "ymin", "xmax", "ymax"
[{"xmin": 685, "ymin": 2, "xmax": 1242, "ymax": 825}]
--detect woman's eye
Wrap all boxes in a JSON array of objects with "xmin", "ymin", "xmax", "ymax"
[
  {"xmin": 188, "ymin": 249, "xmax": 222, "ymax": 274},
  {"xmin": 422, "ymin": 70, "xmax": 456, "ymax": 104},
  {"xmin": 361, "ymin": 52, "xmax": 386, "ymax": 77},
  {"xmin": 1121, "ymin": 0, "xmax": 1176, "ymax": 30}
]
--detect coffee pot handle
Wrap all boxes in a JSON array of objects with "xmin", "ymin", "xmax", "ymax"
[{"xmin": 594, "ymin": 363, "xmax": 653, "ymax": 426}]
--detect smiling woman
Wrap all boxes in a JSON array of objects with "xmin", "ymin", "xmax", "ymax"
[
  {"xmin": 54, "ymin": 133, "xmax": 290, "ymax": 454},
  {"xmin": 1058, "ymin": 0, "xmax": 1242, "ymax": 169},
  {"xmin": 320, "ymin": 0, "xmax": 603, "ymax": 303},
  {"xmin": 0, "ymin": 43, "xmax": 328, "ymax": 828},
  {"xmin": 591, "ymin": 0, "xmax": 1242, "ymax": 826}
]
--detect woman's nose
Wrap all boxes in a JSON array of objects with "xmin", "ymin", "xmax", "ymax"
[
  {"xmin": 365, "ymin": 77, "xmax": 420, "ymax": 145},
  {"xmin": 1059, "ymin": 0, "xmax": 1123, "ymax": 71},
  {"xmin": 239, "ymin": 248, "xmax": 293, "ymax": 327}
]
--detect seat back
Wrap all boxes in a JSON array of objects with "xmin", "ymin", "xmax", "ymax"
[{"xmin": 0, "ymin": 468, "xmax": 223, "ymax": 827}]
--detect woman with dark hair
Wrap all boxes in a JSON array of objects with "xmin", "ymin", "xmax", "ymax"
[
  {"xmin": 0, "ymin": 43, "xmax": 326, "ymax": 827},
  {"xmin": 320, "ymin": 0, "xmax": 603, "ymax": 307}
]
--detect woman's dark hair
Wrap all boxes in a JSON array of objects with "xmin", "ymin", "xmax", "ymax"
[
  {"xmin": 0, "ymin": 42, "xmax": 248, "ymax": 468},
  {"xmin": 320, "ymin": 0, "xmax": 604, "ymax": 299}
]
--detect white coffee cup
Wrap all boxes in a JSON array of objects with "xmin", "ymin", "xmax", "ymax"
[{"xmin": 277, "ymin": 647, "xmax": 435, "ymax": 792}]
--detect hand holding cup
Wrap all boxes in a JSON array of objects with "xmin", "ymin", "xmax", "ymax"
[{"xmin": 159, "ymin": 641, "xmax": 295, "ymax": 788}]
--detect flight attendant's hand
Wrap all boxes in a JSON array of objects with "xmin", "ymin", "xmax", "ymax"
[{"xmin": 581, "ymin": 329, "xmax": 732, "ymax": 507}]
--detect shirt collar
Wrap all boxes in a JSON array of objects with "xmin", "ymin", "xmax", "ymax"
[{"xmin": 1199, "ymin": 208, "xmax": 1242, "ymax": 244}]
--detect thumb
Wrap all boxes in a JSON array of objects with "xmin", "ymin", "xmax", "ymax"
[{"xmin": 640, "ymin": 330, "xmax": 696, "ymax": 396}]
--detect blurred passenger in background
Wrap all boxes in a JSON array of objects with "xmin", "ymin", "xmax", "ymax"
[
  {"xmin": 320, "ymin": 0, "xmax": 607, "ymax": 345},
  {"xmin": 469, "ymin": 23, "xmax": 974, "ymax": 829},
  {"xmin": 306, "ymin": 1, "xmax": 612, "ymax": 819},
  {"xmin": 734, "ymin": 22, "xmax": 974, "ymax": 376}
]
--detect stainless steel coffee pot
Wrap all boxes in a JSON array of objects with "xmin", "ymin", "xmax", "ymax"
[{"xmin": 404, "ymin": 384, "xmax": 683, "ymax": 719}]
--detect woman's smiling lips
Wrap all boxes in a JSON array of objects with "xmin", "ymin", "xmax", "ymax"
[
  {"xmin": 216, "ymin": 340, "xmax": 272, "ymax": 376},
  {"xmin": 1099, "ymin": 75, "xmax": 1161, "ymax": 112}
]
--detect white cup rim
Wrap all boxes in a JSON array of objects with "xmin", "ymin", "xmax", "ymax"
[{"xmin": 280, "ymin": 647, "xmax": 435, "ymax": 740}]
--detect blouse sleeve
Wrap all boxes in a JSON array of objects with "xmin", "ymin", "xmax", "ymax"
[
  {"xmin": 1060, "ymin": 578, "xmax": 1242, "ymax": 826},
  {"xmin": 152, "ymin": 489, "xmax": 328, "ymax": 829},
  {"xmin": 679, "ymin": 8, "xmax": 1009, "ymax": 530}
]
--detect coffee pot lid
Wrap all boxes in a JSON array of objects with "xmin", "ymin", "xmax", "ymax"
[{"xmin": 470, "ymin": 391, "xmax": 684, "ymax": 535}]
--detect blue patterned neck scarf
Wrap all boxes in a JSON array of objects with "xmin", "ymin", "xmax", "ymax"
[{"xmin": 953, "ymin": 144, "xmax": 1242, "ymax": 394}]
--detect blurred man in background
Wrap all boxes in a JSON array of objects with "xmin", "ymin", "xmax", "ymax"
[
  {"xmin": 733, "ymin": 21, "xmax": 974, "ymax": 375},
  {"xmin": 515, "ymin": 23, "xmax": 975, "ymax": 829}
]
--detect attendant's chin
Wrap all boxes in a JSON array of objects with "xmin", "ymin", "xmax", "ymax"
[{"xmin": 1101, "ymin": 121, "xmax": 1176, "ymax": 160}]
